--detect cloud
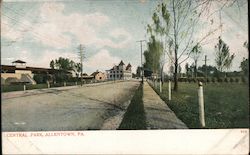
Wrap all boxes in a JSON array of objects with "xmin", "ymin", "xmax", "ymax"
[
  {"xmin": 1, "ymin": 18, "xmax": 23, "ymax": 41},
  {"xmin": 83, "ymin": 49, "xmax": 121, "ymax": 72},
  {"xmin": 29, "ymin": 2, "xmax": 131, "ymax": 49}
]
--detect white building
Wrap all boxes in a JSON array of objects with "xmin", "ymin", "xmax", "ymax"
[{"xmin": 106, "ymin": 60, "xmax": 132, "ymax": 80}]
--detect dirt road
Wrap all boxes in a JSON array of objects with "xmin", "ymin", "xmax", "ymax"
[{"xmin": 2, "ymin": 81, "xmax": 140, "ymax": 131}]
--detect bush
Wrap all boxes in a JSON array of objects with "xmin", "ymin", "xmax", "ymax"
[
  {"xmin": 224, "ymin": 78, "xmax": 228, "ymax": 83},
  {"xmin": 230, "ymin": 78, "xmax": 234, "ymax": 83},
  {"xmin": 211, "ymin": 78, "xmax": 216, "ymax": 83},
  {"xmin": 206, "ymin": 78, "xmax": 210, "ymax": 83},
  {"xmin": 217, "ymin": 78, "xmax": 223, "ymax": 83},
  {"xmin": 235, "ymin": 78, "xmax": 239, "ymax": 83},
  {"xmin": 241, "ymin": 77, "xmax": 246, "ymax": 83},
  {"xmin": 190, "ymin": 78, "xmax": 196, "ymax": 83}
]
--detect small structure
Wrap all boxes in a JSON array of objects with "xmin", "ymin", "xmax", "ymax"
[
  {"xmin": 1, "ymin": 60, "xmax": 72, "ymax": 85},
  {"xmin": 91, "ymin": 71, "xmax": 107, "ymax": 81},
  {"xmin": 106, "ymin": 60, "xmax": 132, "ymax": 80},
  {"xmin": 12, "ymin": 60, "xmax": 27, "ymax": 68}
]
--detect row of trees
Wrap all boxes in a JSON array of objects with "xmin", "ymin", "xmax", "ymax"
[
  {"xmin": 143, "ymin": 0, "xmax": 247, "ymax": 91},
  {"xmin": 34, "ymin": 57, "xmax": 82, "ymax": 84},
  {"xmin": 50, "ymin": 57, "xmax": 81, "ymax": 77}
]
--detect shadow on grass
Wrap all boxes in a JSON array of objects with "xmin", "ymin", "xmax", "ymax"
[{"xmin": 118, "ymin": 84, "xmax": 147, "ymax": 130}]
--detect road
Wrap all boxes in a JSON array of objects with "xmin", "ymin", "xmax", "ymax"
[{"xmin": 2, "ymin": 80, "xmax": 140, "ymax": 131}]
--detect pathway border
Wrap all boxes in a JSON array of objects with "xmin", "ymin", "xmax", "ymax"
[{"xmin": 143, "ymin": 82, "xmax": 188, "ymax": 129}]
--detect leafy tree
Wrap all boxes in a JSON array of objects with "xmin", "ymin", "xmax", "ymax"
[
  {"xmin": 214, "ymin": 37, "xmax": 235, "ymax": 75},
  {"xmin": 50, "ymin": 57, "xmax": 77, "ymax": 82},
  {"xmin": 178, "ymin": 65, "xmax": 182, "ymax": 77},
  {"xmin": 50, "ymin": 60, "xmax": 55, "ymax": 69},
  {"xmin": 53, "ymin": 57, "xmax": 74, "ymax": 71},
  {"xmin": 240, "ymin": 57, "xmax": 249, "ymax": 77},
  {"xmin": 190, "ymin": 43, "xmax": 202, "ymax": 78},
  {"xmin": 74, "ymin": 62, "xmax": 81, "ymax": 78},
  {"xmin": 185, "ymin": 63, "xmax": 190, "ymax": 77},
  {"xmin": 143, "ymin": 34, "xmax": 163, "ymax": 74},
  {"xmin": 198, "ymin": 65, "xmax": 218, "ymax": 77}
]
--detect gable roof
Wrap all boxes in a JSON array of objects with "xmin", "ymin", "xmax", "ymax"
[
  {"xmin": 119, "ymin": 60, "xmax": 125, "ymax": 66},
  {"xmin": 12, "ymin": 60, "xmax": 26, "ymax": 64},
  {"xmin": 126, "ymin": 63, "xmax": 132, "ymax": 70},
  {"xmin": 91, "ymin": 71, "xmax": 100, "ymax": 76}
]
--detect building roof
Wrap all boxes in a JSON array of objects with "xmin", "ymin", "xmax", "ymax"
[
  {"xmin": 12, "ymin": 60, "xmax": 26, "ymax": 64},
  {"xmin": 1, "ymin": 65, "xmax": 71, "ymax": 74},
  {"xmin": 119, "ymin": 60, "xmax": 125, "ymax": 66},
  {"xmin": 126, "ymin": 63, "xmax": 132, "ymax": 70},
  {"xmin": 91, "ymin": 71, "xmax": 100, "ymax": 77}
]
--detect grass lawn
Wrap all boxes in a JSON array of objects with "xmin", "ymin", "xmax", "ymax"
[
  {"xmin": 118, "ymin": 84, "xmax": 147, "ymax": 130},
  {"xmin": 151, "ymin": 81, "xmax": 249, "ymax": 128}
]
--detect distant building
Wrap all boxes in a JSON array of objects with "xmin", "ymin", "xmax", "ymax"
[
  {"xmin": 91, "ymin": 71, "xmax": 107, "ymax": 81},
  {"xmin": 106, "ymin": 60, "xmax": 132, "ymax": 80},
  {"xmin": 1, "ymin": 60, "xmax": 71, "ymax": 85}
]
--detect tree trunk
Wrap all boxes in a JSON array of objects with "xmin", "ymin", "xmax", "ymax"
[
  {"xmin": 173, "ymin": 58, "xmax": 178, "ymax": 91},
  {"xmin": 194, "ymin": 60, "xmax": 197, "ymax": 78}
]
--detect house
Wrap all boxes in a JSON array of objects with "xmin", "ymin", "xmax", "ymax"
[
  {"xmin": 91, "ymin": 71, "xmax": 107, "ymax": 81},
  {"xmin": 1, "ymin": 60, "xmax": 72, "ymax": 85},
  {"xmin": 106, "ymin": 60, "xmax": 132, "ymax": 80}
]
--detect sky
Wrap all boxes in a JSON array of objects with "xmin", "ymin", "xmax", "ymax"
[{"xmin": 1, "ymin": 0, "xmax": 248, "ymax": 74}]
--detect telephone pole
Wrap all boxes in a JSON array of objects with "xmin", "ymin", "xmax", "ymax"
[
  {"xmin": 203, "ymin": 55, "xmax": 209, "ymax": 84},
  {"xmin": 137, "ymin": 40, "xmax": 146, "ymax": 84},
  {"xmin": 79, "ymin": 44, "xmax": 85, "ymax": 86}
]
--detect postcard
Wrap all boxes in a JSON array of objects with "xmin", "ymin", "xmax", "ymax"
[{"xmin": 1, "ymin": 0, "xmax": 249, "ymax": 154}]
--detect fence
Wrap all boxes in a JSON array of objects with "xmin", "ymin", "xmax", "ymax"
[{"xmin": 1, "ymin": 80, "xmax": 109, "ymax": 93}]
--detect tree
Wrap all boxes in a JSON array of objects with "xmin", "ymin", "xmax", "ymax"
[
  {"xmin": 214, "ymin": 37, "xmax": 235, "ymax": 75},
  {"xmin": 148, "ymin": 0, "xmax": 219, "ymax": 91},
  {"xmin": 198, "ymin": 65, "xmax": 218, "ymax": 77},
  {"xmin": 143, "ymin": 34, "xmax": 163, "ymax": 74},
  {"xmin": 178, "ymin": 65, "xmax": 182, "ymax": 77},
  {"xmin": 240, "ymin": 57, "xmax": 249, "ymax": 77},
  {"xmin": 185, "ymin": 63, "xmax": 189, "ymax": 77},
  {"xmin": 53, "ymin": 57, "xmax": 74, "ymax": 71},
  {"xmin": 190, "ymin": 43, "xmax": 202, "ymax": 78},
  {"xmin": 74, "ymin": 62, "xmax": 81, "ymax": 78},
  {"xmin": 50, "ymin": 57, "xmax": 77, "ymax": 82},
  {"xmin": 50, "ymin": 60, "xmax": 55, "ymax": 69}
]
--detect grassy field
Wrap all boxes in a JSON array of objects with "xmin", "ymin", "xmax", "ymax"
[
  {"xmin": 150, "ymin": 81, "xmax": 249, "ymax": 128},
  {"xmin": 118, "ymin": 84, "xmax": 147, "ymax": 130}
]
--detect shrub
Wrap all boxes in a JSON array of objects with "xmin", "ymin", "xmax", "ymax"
[
  {"xmin": 206, "ymin": 78, "xmax": 210, "ymax": 83},
  {"xmin": 211, "ymin": 78, "xmax": 216, "ymax": 83},
  {"xmin": 191, "ymin": 78, "xmax": 197, "ymax": 83},
  {"xmin": 241, "ymin": 76, "xmax": 246, "ymax": 83},
  {"xmin": 217, "ymin": 78, "xmax": 223, "ymax": 83},
  {"xmin": 235, "ymin": 78, "xmax": 239, "ymax": 83},
  {"xmin": 230, "ymin": 77, "xmax": 234, "ymax": 83},
  {"xmin": 224, "ymin": 78, "xmax": 228, "ymax": 83}
]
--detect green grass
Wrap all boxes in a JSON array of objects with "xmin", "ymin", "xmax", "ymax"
[
  {"xmin": 1, "ymin": 84, "xmax": 24, "ymax": 92},
  {"xmin": 26, "ymin": 84, "xmax": 48, "ymax": 90},
  {"xmin": 151, "ymin": 82, "xmax": 249, "ymax": 128},
  {"xmin": 118, "ymin": 84, "xmax": 147, "ymax": 130}
]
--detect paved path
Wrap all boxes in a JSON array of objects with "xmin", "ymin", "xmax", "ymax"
[
  {"xmin": 2, "ymin": 80, "xmax": 140, "ymax": 131},
  {"xmin": 143, "ymin": 82, "xmax": 188, "ymax": 129}
]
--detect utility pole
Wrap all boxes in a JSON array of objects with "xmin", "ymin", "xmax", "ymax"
[
  {"xmin": 79, "ymin": 44, "xmax": 85, "ymax": 86},
  {"xmin": 203, "ymin": 55, "xmax": 209, "ymax": 84},
  {"xmin": 137, "ymin": 40, "xmax": 146, "ymax": 84}
]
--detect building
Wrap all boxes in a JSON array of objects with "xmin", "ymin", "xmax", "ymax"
[
  {"xmin": 91, "ymin": 71, "xmax": 107, "ymax": 81},
  {"xmin": 1, "ymin": 60, "xmax": 71, "ymax": 85},
  {"xmin": 106, "ymin": 60, "xmax": 132, "ymax": 80}
]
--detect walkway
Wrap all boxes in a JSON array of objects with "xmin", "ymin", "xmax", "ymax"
[{"xmin": 143, "ymin": 82, "xmax": 188, "ymax": 129}]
